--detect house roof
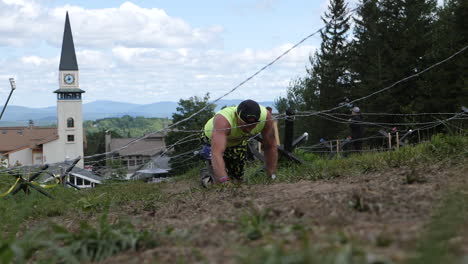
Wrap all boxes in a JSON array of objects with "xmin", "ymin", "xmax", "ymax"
[
  {"xmin": 131, "ymin": 155, "xmax": 171, "ymax": 179},
  {"xmin": 110, "ymin": 134, "xmax": 166, "ymax": 157},
  {"xmin": 39, "ymin": 162, "xmax": 103, "ymax": 184},
  {"xmin": 59, "ymin": 12, "xmax": 78, "ymax": 71},
  {"xmin": 53, "ymin": 88, "xmax": 85, "ymax": 93},
  {"xmin": 0, "ymin": 127, "xmax": 58, "ymax": 152}
]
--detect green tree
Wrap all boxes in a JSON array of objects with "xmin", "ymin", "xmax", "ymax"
[
  {"xmin": 427, "ymin": 0, "xmax": 468, "ymax": 114},
  {"xmin": 349, "ymin": 0, "xmax": 438, "ymax": 138},
  {"xmin": 165, "ymin": 93, "xmax": 216, "ymax": 174},
  {"xmin": 84, "ymin": 116, "xmax": 169, "ymax": 139},
  {"xmin": 314, "ymin": 0, "xmax": 351, "ymax": 140},
  {"xmin": 276, "ymin": 0, "xmax": 351, "ymax": 143}
]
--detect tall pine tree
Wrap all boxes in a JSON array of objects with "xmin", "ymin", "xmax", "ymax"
[{"xmin": 313, "ymin": 0, "xmax": 351, "ymax": 140}]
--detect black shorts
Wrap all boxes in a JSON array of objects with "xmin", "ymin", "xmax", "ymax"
[{"xmin": 201, "ymin": 134, "xmax": 248, "ymax": 180}]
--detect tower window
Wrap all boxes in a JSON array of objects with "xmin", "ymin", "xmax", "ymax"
[
  {"xmin": 67, "ymin": 118, "xmax": 74, "ymax": 128},
  {"xmin": 67, "ymin": 135, "xmax": 75, "ymax": 142}
]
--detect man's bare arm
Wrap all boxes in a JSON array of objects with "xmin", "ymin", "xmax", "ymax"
[
  {"xmin": 261, "ymin": 111, "xmax": 278, "ymax": 177},
  {"xmin": 211, "ymin": 114, "xmax": 230, "ymax": 182}
]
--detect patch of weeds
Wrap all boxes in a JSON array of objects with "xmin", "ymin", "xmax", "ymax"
[
  {"xmin": 75, "ymin": 193, "xmax": 108, "ymax": 212},
  {"xmin": 1, "ymin": 214, "xmax": 159, "ymax": 263},
  {"xmin": 404, "ymin": 167, "xmax": 427, "ymax": 184},
  {"xmin": 348, "ymin": 192, "xmax": 370, "ymax": 212},
  {"xmin": 49, "ymin": 214, "xmax": 158, "ymax": 263},
  {"xmin": 406, "ymin": 186, "xmax": 468, "ymax": 264},
  {"xmin": 237, "ymin": 231, "xmax": 371, "ymax": 264},
  {"xmin": 142, "ymin": 200, "xmax": 159, "ymax": 212},
  {"xmin": 226, "ymin": 205, "xmax": 276, "ymax": 241},
  {"xmin": 375, "ymin": 233, "xmax": 393, "ymax": 248},
  {"xmin": 348, "ymin": 192, "xmax": 383, "ymax": 214},
  {"xmin": 423, "ymin": 134, "xmax": 468, "ymax": 157}
]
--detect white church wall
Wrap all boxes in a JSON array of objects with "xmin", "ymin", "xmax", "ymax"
[
  {"xmin": 57, "ymin": 99, "xmax": 84, "ymax": 168},
  {"xmin": 9, "ymin": 148, "xmax": 32, "ymax": 167},
  {"xmin": 43, "ymin": 139, "xmax": 64, "ymax": 165},
  {"xmin": 57, "ymin": 100, "xmax": 84, "ymax": 168}
]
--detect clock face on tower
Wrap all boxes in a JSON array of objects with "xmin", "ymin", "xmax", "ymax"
[{"xmin": 64, "ymin": 74, "xmax": 75, "ymax": 84}]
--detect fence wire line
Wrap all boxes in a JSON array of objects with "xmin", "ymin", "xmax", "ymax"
[
  {"xmin": 1, "ymin": 109, "xmax": 465, "ymax": 175},
  {"xmin": 80, "ymin": 4, "xmax": 362, "ymax": 161},
  {"xmin": 1, "ymin": 113, "xmax": 464, "ymax": 175},
  {"xmin": 316, "ymin": 112, "xmax": 464, "ymax": 127},
  {"xmin": 313, "ymin": 111, "xmax": 463, "ymax": 116},
  {"xmin": 68, "ymin": 9, "xmax": 468, "ymax": 163},
  {"xmin": 84, "ymin": 134, "xmax": 202, "ymax": 168},
  {"xmin": 2, "ymin": 2, "xmax": 467, "ymax": 177}
]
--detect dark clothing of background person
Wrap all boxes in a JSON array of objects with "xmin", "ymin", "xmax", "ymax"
[{"xmin": 349, "ymin": 114, "xmax": 363, "ymax": 152}]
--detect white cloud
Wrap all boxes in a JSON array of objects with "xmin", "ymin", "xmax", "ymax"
[
  {"xmin": 0, "ymin": 40, "xmax": 316, "ymax": 105},
  {"xmin": 0, "ymin": 0, "xmax": 223, "ymax": 48},
  {"xmin": 0, "ymin": 0, "xmax": 319, "ymax": 108}
]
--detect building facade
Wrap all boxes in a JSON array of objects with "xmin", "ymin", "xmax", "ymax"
[{"xmin": 0, "ymin": 12, "xmax": 85, "ymax": 169}]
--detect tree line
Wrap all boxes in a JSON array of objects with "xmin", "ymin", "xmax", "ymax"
[{"xmin": 275, "ymin": 0, "xmax": 468, "ymax": 144}]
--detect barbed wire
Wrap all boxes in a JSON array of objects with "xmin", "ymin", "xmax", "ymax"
[
  {"xmin": 312, "ymin": 111, "xmax": 463, "ymax": 116},
  {"xmin": 77, "ymin": 3, "xmax": 362, "ymax": 161},
  {"xmin": 2, "ymin": 1, "xmax": 467, "ymax": 179},
  {"xmin": 60, "ymin": 7, "xmax": 468, "ymax": 164}
]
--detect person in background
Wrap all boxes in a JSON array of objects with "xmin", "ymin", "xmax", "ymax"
[{"xmin": 349, "ymin": 106, "xmax": 364, "ymax": 153}]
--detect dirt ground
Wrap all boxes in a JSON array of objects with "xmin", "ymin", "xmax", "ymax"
[{"xmin": 100, "ymin": 164, "xmax": 466, "ymax": 263}]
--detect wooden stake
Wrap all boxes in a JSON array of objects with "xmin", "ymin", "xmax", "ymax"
[
  {"xmin": 396, "ymin": 132, "xmax": 400, "ymax": 150},
  {"xmin": 336, "ymin": 140, "xmax": 339, "ymax": 153},
  {"xmin": 273, "ymin": 120, "xmax": 280, "ymax": 146},
  {"xmin": 388, "ymin": 132, "xmax": 392, "ymax": 150}
]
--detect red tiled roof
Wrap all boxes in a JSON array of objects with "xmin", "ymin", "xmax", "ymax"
[
  {"xmin": 0, "ymin": 126, "xmax": 58, "ymax": 152},
  {"xmin": 110, "ymin": 134, "xmax": 166, "ymax": 157}
]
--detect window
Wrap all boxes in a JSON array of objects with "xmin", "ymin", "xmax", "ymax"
[
  {"xmin": 77, "ymin": 177, "xmax": 83, "ymax": 185},
  {"xmin": 129, "ymin": 160, "xmax": 135, "ymax": 166},
  {"xmin": 67, "ymin": 118, "xmax": 74, "ymax": 128},
  {"xmin": 137, "ymin": 159, "xmax": 143, "ymax": 165},
  {"xmin": 67, "ymin": 135, "xmax": 75, "ymax": 142}
]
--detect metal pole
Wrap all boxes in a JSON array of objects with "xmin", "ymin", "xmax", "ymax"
[
  {"xmin": 0, "ymin": 78, "xmax": 16, "ymax": 120},
  {"xmin": 0, "ymin": 90, "xmax": 14, "ymax": 120}
]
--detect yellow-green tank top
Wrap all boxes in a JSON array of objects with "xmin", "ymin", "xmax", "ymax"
[{"xmin": 204, "ymin": 106, "xmax": 267, "ymax": 147}]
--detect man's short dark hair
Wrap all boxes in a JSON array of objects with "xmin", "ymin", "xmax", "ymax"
[{"xmin": 237, "ymin": 99, "xmax": 261, "ymax": 124}]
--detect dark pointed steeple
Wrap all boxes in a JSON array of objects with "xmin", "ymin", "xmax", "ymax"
[{"xmin": 59, "ymin": 12, "xmax": 78, "ymax": 71}]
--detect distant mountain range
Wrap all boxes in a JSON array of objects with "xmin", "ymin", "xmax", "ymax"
[{"xmin": 0, "ymin": 100, "xmax": 276, "ymax": 126}]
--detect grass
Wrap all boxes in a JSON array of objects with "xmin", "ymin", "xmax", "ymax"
[
  {"xmin": 237, "ymin": 228, "xmax": 371, "ymax": 264},
  {"xmin": 0, "ymin": 180, "xmax": 165, "ymax": 237},
  {"xmin": 263, "ymin": 134, "xmax": 468, "ymax": 184},
  {"xmin": 0, "ymin": 134, "xmax": 467, "ymax": 263},
  {"xmin": 406, "ymin": 186, "xmax": 468, "ymax": 264},
  {"xmin": 0, "ymin": 214, "xmax": 158, "ymax": 264}
]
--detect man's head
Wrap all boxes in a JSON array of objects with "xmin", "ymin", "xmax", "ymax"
[
  {"xmin": 236, "ymin": 99, "xmax": 261, "ymax": 132},
  {"xmin": 351, "ymin": 106, "xmax": 360, "ymax": 115}
]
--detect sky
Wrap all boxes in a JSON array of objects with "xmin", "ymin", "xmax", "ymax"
[{"xmin": 0, "ymin": 0, "xmax": 359, "ymax": 108}]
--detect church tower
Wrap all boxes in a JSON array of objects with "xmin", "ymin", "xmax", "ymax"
[{"xmin": 54, "ymin": 12, "xmax": 85, "ymax": 168}]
